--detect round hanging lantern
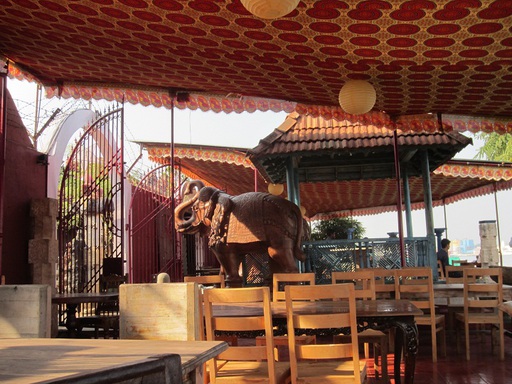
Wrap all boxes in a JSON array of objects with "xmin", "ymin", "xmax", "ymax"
[
  {"xmin": 268, "ymin": 183, "xmax": 284, "ymax": 195},
  {"xmin": 300, "ymin": 205, "xmax": 306, "ymax": 217},
  {"xmin": 338, "ymin": 80, "xmax": 376, "ymax": 115},
  {"xmin": 241, "ymin": 0, "xmax": 299, "ymax": 19}
]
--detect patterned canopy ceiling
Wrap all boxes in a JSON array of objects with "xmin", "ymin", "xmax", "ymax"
[
  {"xmin": 2, "ymin": 1, "xmax": 512, "ymax": 133},
  {"xmin": 144, "ymin": 143, "xmax": 512, "ymax": 220}
]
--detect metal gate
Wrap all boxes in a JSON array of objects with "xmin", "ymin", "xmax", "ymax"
[
  {"xmin": 128, "ymin": 164, "xmax": 182, "ymax": 283},
  {"xmin": 57, "ymin": 105, "xmax": 124, "ymax": 297}
]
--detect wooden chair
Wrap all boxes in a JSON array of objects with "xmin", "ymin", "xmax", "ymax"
[
  {"xmin": 203, "ymin": 287, "xmax": 291, "ymax": 384},
  {"xmin": 455, "ymin": 267, "xmax": 505, "ymax": 361},
  {"xmin": 332, "ymin": 270, "xmax": 388, "ymax": 383},
  {"xmin": 185, "ymin": 273, "xmax": 236, "ymax": 347},
  {"xmin": 373, "ymin": 268, "xmax": 396, "ymax": 299},
  {"xmin": 184, "ymin": 274, "xmax": 226, "ymax": 288},
  {"xmin": 79, "ymin": 273, "xmax": 127, "ymax": 339},
  {"xmin": 395, "ymin": 267, "xmax": 446, "ymax": 362},
  {"xmin": 272, "ymin": 273, "xmax": 316, "ymax": 302},
  {"xmin": 256, "ymin": 273, "xmax": 317, "ymax": 360},
  {"xmin": 437, "ymin": 260, "xmax": 445, "ymax": 280},
  {"xmin": 284, "ymin": 283, "xmax": 367, "ymax": 384},
  {"xmin": 442, "ymin": 265, "xmax": 478, "ymax": 329}
]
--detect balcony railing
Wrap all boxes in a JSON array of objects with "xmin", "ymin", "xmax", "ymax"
[{"xmin": 242, "ymin": 236, "xmax": 436, "ymax": 286}]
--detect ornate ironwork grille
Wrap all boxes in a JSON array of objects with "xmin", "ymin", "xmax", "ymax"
[
  {"xmin": 128, "ymin": 164, "xmax": 181, "ymax": 283},
  {"xmin": 57, "ymin": 105, "xmax": 124, "ymax": 322},
  {"xmin": 239, "ymin": 238, "xmax": 433, "ymax": 286}
]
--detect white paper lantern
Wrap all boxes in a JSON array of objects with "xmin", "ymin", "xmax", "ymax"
[
  {"xmin": 268, "ymin": 183, "xmax": 284, "ymax": 195},
  {"xmin": 338, "ymin": 80, "xmax": 377, "ymax": 115},
  {"xmin": 241, "ymin": 0, "xmax": 299, "ymax": 19}
]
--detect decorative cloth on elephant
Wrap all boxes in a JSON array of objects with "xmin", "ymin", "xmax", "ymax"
[{"xmin": 226, "ymin": 193, "xmax": 268, "ymax": 244}]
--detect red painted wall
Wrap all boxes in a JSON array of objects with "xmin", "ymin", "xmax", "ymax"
[{"xmin": 2, "ymin": 90, "xmax": 46, "ymax": 283}]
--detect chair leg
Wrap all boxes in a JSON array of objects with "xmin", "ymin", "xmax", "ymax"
[
  {"xmin": 373, "ymin": 338, "xmax": 389, "ymax": 384},
  {"xmin": 431, "ymin": 325, "xmax": 437, "ymax": 363},
  {"xmin": 440, "ymin": 320, "xmax": 447, "ymax": 357},
  {"xmin": 499, "ymin": 321, "xmax": 505, "ymax": 361},
  {"xmin": 465, "ymin": 322, "xmax": 470, "ymax": 361}
]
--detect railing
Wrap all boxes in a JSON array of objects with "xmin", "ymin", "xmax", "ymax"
[
  {"xmin": 304, "ymin": 237, "xmax": 434, "ymax": 284},
  {"xmin": 243, "ymin": 236, "xmax": 436, "ymax": 286}
]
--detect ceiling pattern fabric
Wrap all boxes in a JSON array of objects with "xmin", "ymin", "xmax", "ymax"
[
  {"xmin": 143, "ymin": 143, "xmax": 512, "ymax": 220},
  {"xmin": 2, "ymin": 1, "xmax": 512, "ymax": 133}
]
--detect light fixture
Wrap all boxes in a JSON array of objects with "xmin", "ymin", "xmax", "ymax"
[
  {"xmin": 338, "ymin": 80, "xmax": 376, "ymax": 115},
  {"xmin": 241, "ymin": 0, "xmax": 299, "ymax": 19},
  {"xmin": 268, "ymin": 183, "xmax": 284, "ymax": 196}
]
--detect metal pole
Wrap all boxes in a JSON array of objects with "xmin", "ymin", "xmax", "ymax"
[
  {"xmin": 392, "ymin": 130, "xmax": 406, "ymax": 267},
  {"xmin": 443, "ymin": 199, "xmax": 448, "ymax": 239},
  {"xmin": 403, "ymin": 167, "xmax": 413, "ymax": 238},
  {"xmin": 493, "ymin": 183, "xmax": 503, "ymax": 266},
  {"xmin": 0, "ymin": 66, "xmax": 6, "ymax": 279},
  {"xmin": 170, "ymin": 93, "xmax": 175, "ymax": 271}
]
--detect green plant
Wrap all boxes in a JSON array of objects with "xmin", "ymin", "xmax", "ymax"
[{"xmin": 310, "ymin": 217, "xmax": 365, "ymax": 241}]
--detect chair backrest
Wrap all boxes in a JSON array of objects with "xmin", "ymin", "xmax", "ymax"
[
  {"xmin": 97, "ymin": 274, "xmax": 128, "ymax": 314},
  {"xmin": 395, "ymin": 267, "xmax": 435, "ymax": 315},
  {"xmin": 332, "ymin": 270, "xmax": 376, "ymax": 300},
  {"xmin": 445, "ymin": 265, "xmax": 476, "ymax": 284},
  {"xmin": 285, "ymin": 283, "xmax": 362, "ymax": 384},
  {"xmin": 437, "ymin": 260, "xmax": 445, "ymax": 280},
  {"xmin": 373, "ymin": 268, "xmax": 396, "ymax": 298},
  {"xmin": 272, "ymin": 272, "xmax": 315, "ymax": 302},
  {"xmin": 203, "ymin": 287, "xmax": 279, "ymax": 384},
  {"xmin": 100, "ymin": 273, "xmax": 128, "ymax": 292},
  {"xmin": 184, "ymin": 274, "xmax": 226, "ymax": 288},
  {"xmin": 119, "ymin": 282, "xmax": 201, "ymax": 341},
  {"xmin": 462, "ymin": 267, "xmax": 503, "ymax": 314}
]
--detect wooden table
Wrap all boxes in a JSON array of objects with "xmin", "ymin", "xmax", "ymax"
[
  {"xmin": 0, "ymin": 338, "xmax": 227, "ymax": 384},
  {"xmin": 52, "ymin": 292, "xmax": 119, "ymax": 336},
  {"xmin": 214, "ymin": 299, "xmax": 421, "ymax": 384},
  {"xmin": 434, "ymin": 283, "xmax": 512, "ymax": 301}
]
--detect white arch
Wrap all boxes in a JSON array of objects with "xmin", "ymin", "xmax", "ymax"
[{"xmin": 45, "ymin": 109, "xmax": 96, "ymax": 199}]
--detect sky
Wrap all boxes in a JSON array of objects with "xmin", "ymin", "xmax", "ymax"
[{"xmin": 6, "ymin": 78, "xmax": 512, "ymax": 247}]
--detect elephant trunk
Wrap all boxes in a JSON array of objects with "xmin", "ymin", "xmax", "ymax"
[
  {"xmin": 174, "ymin": 192, "xmax": 198, "ymax": 231},
  {"xmin": 175, "ymin": 179, "xmax": 205, "ymax": 232}
]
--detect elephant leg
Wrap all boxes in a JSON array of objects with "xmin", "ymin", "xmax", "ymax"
[
  {"xmin": 268, "ymin": 247, "xmax": 299, "ymax": 274},
  {"xmin": 212, "ymin": 248, "xmax": 243, "ymax": 288}
]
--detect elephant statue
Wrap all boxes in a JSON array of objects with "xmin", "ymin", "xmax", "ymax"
[{"xmin": 174, "ymin": 180, "xmax": 308, "ymax": 287}]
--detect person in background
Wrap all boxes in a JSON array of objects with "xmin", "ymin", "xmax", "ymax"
[{"xmin": 437, "ymin": 238, "xmax": 451, "ymax": 276}]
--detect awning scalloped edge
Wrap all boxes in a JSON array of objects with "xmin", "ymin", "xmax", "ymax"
[
  {"xmin": 147, "ymin": 147, "xmax": 254, "ymax": 168},
  {"xmin": 434, "ymin": 163, "xmax": 512, "ymax": 181},
  {"xmin": 7, "ymin": 63, "xmax": 512, "ymax": 135}
]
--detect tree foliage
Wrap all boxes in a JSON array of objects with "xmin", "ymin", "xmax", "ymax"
[
  {"xmin": 474, "ymin": 132, "xmax": 512, "ymax": 162},
  {"xmin": 310, "ymin": 217, "xmax": 365, "ymax": 241}
]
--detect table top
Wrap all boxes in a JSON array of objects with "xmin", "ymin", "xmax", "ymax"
[
  {"xmin": 52, "ymin": 292, "xmax": 118, "ymax": 305},
  {"xmin": 434, "ymin": 283, "xmax": 512, "ymax": 300},
  {"xmin": 0, "ymin": 338, "xmax": 227, "ymax": 384},
  {"xmin": 214, "ymin": 299, "xmax": 422, "ymax": 319}
]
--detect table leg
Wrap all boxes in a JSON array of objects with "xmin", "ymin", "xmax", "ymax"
[
  {"xmin": 393, "ymin": 318, "xmax": 419, "ymax": 384},
  {"xmin": 64, "ymin": 303, "xmax": 79, "ymax": 337}
]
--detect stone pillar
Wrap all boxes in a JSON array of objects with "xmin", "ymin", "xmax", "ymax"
[
  {"xmin": 28, "ymin": 198, "xmax": 58, "ymax": 336},
  {"xmin": 479, "ymin": 220, "xmax": 499, "ymax": 267}
]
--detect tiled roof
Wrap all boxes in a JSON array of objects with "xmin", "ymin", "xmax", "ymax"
[{"xmin": 249, "ymin": 112, "xmax": 472, "ymax": 183}]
